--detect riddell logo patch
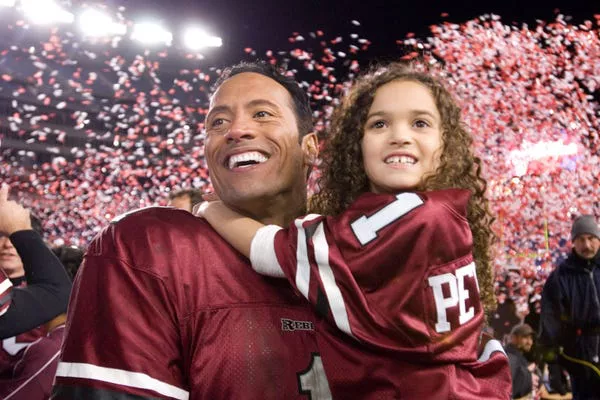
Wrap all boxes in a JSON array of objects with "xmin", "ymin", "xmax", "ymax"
[{"xmin": 281, "ymin": 318, "xmax": 314, "ymax": 332}]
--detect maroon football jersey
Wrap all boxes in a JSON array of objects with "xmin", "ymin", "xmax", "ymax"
[
  {"xmin": 1, "ymin": 324, "xmax": 64, "ymax": 399},
  {"xmin": 52, "ymin": 208, "xmax": 332, "ymax": 400},
  {"xmin": 0, "ymin": 278, "xmax": 45, "ymax": 378},
  {"xmin": 250, "ymin": 190, "xmax": 512, "ymax": 398}
]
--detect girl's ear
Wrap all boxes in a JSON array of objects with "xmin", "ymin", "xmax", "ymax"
[{"xmin": 301, "ymin": 132, "xmax": 319, "ymax": 166}]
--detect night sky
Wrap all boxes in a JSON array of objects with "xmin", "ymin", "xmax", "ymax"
[{"xmin": 120, "ymin": 0, "xmax": 599, "ymax": 66}]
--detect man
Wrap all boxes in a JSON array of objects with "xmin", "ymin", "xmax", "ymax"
[
  {"xmin": 0, "ymin": 184, "xmax": 72, "ymax": 340},
  {"xmin": 52, "ymin": 62, "xmax": 331, "ymax": 399},
  {"xmin": 167, "ymin": 189, "xmax": 204, "ymax": 212},
  {"xmin": 540, "ymin": 214, "xmax": 600, "ymax": 400},
  {"xmin": 505, "ymin": 323, "xmax": 539, "ymax": 399}
]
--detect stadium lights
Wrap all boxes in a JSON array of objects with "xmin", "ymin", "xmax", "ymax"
[
  {"xmin": 131, "ymin": 21, "xmax": 173, "ymax": 46},
  {"xmin": 20, "ymin": 0, "xmax": 74, "ymax": 25},
  {"xmin": 183, "ymin": 27, "xmax": 222, "ymax": 50},
  {"xmin": 78, "ymin": 8, "xmax": 126, "ymax": 37},
  {"xmin": 0, "ymin": 0, "xmax": 16, "ymax": 7}
]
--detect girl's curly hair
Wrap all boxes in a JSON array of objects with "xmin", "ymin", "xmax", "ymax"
[{"xmin": 310, "ymin": 62, "xmax": 496, "ymax": 312}]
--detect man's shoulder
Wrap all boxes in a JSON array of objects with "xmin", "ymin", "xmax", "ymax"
[
  {"xmin": 106, "ymin": 206, "xmax": 215, "ymax": 238},
  {"xmin": 503, "ymin": 343, "xmax": 520, "ymax": 357},
  {"xmin": 87, "ymin": 206, "xmax": 221, "ymax": 261},
  {"xmin": 112, "ymin": 206, "xmax": 197, "ymax": 225}
]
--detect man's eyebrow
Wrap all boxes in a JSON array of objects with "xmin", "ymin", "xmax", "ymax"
[
  {"xmin": 206, "ymin": 105, "xmax": 231, "ymax": 121},
  {"xmin": 206, "ymin": 99, "xmax": 281, "ymax": 121},
  {"xmin": 246, "ymin": 99, "xmax": 281, "ymax": 110}
]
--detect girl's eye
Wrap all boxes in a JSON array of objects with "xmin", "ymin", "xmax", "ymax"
[
  {"xmin": 371, "ymin": 120, "xmax": 386, "ymax": 129},
  {"xmin": 414, "ymin": 119, "xmax": 430, "ymax": 128}
]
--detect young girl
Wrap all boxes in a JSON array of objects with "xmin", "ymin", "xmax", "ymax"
[{"xmin": 197, "ymin": 63, "xmax": 510, "ymax": 398}]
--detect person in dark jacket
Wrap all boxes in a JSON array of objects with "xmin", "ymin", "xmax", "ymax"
[
  {"xmin": 506, "ymin": 323, "xmax": 540, "ymax": 399},
  {"xmin": 539, "ymin": 214, "xmax": 600, "ymax": 400},
  {"xmin": 0, "ymin": 184, "xmax": 72, "ymax": 339}
]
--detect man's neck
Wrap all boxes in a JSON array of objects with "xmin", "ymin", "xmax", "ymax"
[{"xmin": 230, "ymin": 193, "xmax": 307, "ymax": 227}]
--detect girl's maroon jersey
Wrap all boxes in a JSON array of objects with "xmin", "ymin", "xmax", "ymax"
[
  {"xmin": 250, "ymin": 190, "xmax": 512, "ymax": 399},
  {"xmin": 52, "ymin": 208, "xmax": 332, "ymax": 400}
]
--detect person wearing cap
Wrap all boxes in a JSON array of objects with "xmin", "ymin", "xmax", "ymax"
[
  {"xmin": 506, "ymin": 323, "xmax": 540, "ymax": 399},
  {"xmin": 539, "ymin": 215, "xmax": 600, "ymax": 400}
]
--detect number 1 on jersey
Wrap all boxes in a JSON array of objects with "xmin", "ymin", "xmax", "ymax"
[
  {"xmin": 298, "ymin": 353, "xmax": 332, "ymax": 399},
  {"xmin": 351, "ymin": 193, "xmax": 424, "ymax": 245}
]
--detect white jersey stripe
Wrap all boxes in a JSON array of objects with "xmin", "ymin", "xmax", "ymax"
[
  {"xmin": 251, "ymin": 225, "xmax": 285, "ymax": 278},
  {"xmin": 0, "ymin": 277, "xmax": 13, "ymax": 296},
  {"xmin": 477, "ymin": 339, "xmax": 506, "ymax": 362},
  {"xmin": 313, "ymin": 222, "xmax": 354, "ymax": 337},
  {"xmin": 55, "ymin": 362, "xmax": 190, "ymax": 400},
  {"xmin": 295, "ymin": 214, "xmax": 322, "ymax": 299}
]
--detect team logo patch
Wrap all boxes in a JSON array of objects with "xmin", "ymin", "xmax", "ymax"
[{"xmin": 281, "ymin": 318, "xmax": 314, "ymax": 332}]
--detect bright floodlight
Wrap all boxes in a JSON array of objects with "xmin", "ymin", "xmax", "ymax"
[
  {"xmin": 0, "ymin": 0, "xmax": 16, "ymax": 7},
  {"xmin": 131, "ymin": 22, "xmax": 173, "ymax": 46},
  {"xmin": 183, "ymin": 27, "xmax": 222, "ymax": 50},
  {"xmin": 78, "ymin": 8, "xmax": 126, "ymax": 37},
  {"xmin": 21, "ymin": 0, "xmax": 74, "ymax": 24}
]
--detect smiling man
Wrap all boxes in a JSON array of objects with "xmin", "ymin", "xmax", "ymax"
[{"xmin": 52, "ymin": 62, "xmax": 332, "ymax": 400}]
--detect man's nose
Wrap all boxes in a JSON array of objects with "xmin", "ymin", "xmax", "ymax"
[{"xmin": 225, "ymin": 118, "xmax": 256, "ymax": 143}]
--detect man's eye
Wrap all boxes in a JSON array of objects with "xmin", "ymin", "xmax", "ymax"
[
  {"xmin": 254, "ymin": 111, "xmax": 272, "ymax": 118},
  {"xmin": 210, "ymin": 118, "xmax": 225, "ymax": 127}
]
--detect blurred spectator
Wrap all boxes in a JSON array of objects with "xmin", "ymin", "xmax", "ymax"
[
  {"xmin": 167, "ymin": 188, "xmax": 204, "ymax": 213},
  {"xmin": 0, "ymin": 184, "xmax": 71, "ymax": 340},
  {"xmin": 0, "ymin": 241, "xmax": 82, "ymax": 399},
  {"xmin": 539, "ymin": 215, "xmax": 600, "ymax": 400},
  {"xmin": 52, "ymin": 246, "xmax": 84, "ymax": 281},
  {"xmin": 506, "ymin": 323, "xmax": 540, "ymax": 399},
  {"xmin": 491, "ymin": 297, "xmax": 521, "ymax": 342}
]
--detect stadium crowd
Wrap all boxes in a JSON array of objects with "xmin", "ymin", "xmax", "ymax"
[{"xmin": 0, "ymin": 3, "xmax": 599, "ymax": 399}]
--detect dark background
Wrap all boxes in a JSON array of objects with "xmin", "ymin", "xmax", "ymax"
[{"xmin": 121, "ymin": 0, "xmax": 598, "ymax": 65}]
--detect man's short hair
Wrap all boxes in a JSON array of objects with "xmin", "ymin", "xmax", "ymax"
[
  {"xmin": 212, "ymin": 61, "xmax": 313, "ymax": 139},
  {"xmin": 168, "ymin": 189, "xmax": 203, "ymax": 206}
]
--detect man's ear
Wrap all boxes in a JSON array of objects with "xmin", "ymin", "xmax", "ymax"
[{"xmin": 301, "ymin": 132, "xmax": 319, "ymax": 166}]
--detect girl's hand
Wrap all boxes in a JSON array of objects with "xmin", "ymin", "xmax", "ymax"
[{"xmin": 192, "ymin": 192, "xmax": 221, "ymax": 218}]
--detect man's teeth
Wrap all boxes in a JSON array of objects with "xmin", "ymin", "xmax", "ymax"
[
  {"xmin": 228, "ymin": 151, "xmax": 268, "ymax": 169},
  {"xmin": 385, "ymin": 155, "xmax": 416, "ymax": 165}
]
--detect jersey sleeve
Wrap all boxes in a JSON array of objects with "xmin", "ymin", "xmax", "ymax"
[
  {"xmin": 52, "ymin": 222, "xmax": 189, "ymax": 400},
  {"xmin": 0, "ymin": 230, "xmax": 72, "ymax": 339},
  {"xmin": 251, "ymin": 190, "xmax": 482, "ymax": 357}
]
